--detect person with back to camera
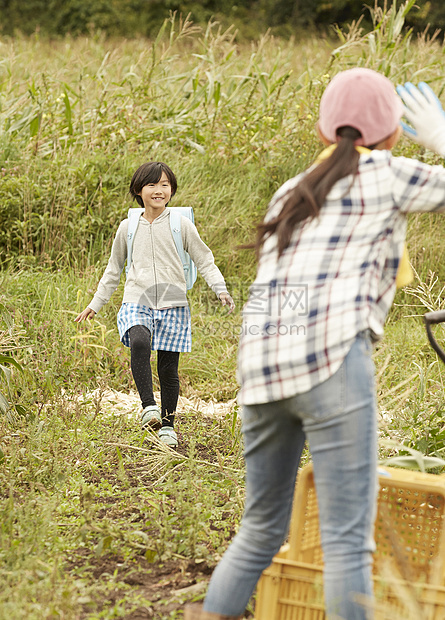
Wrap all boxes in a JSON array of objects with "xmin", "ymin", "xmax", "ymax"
[
  {"xmin": 75, "ymin": 162, "xmax": 235, "ymax": 448},
  {"xmin": 184, "ymin": 69, "xmax": 445, "ymax": 619}
]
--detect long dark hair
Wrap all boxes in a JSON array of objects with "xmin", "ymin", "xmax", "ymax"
[{"xmin": 254, "ymin": 126, "xmax": 362, "ymax": 257}]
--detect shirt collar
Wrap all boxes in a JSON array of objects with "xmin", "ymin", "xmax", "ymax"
[{"xmin": 315, "ymin": 144, "xmax": 371, "ymax": 164}]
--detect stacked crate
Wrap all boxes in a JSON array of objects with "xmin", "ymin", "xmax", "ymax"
[{"xmin": 255, "ymin": 465, "xmax": 445, "ymax": 620}]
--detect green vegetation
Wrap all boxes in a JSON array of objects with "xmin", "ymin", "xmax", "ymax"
[
  {"xmin": 1, "ymin": 1, "xmax": 445, "ymax": 617},
  {"xmin": 0, "ymin": 0, "xmax": 445, "ymax": 38}
]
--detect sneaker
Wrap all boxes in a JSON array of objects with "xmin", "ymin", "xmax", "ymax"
[
  {"xmin": 141, "ymin": 405, "xmax": 162, "ymax": 430},
  {"xmin": 158, "ymin": 426, "xmax": 178, "ymax": 447}
]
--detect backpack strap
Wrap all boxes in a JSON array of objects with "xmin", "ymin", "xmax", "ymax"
[
  {"xmin": 169, "ymin": 209, "xmax": 189, "ymax": 277},
  {"xmin": 126, "ymin": 208, "xmax": 144, "ymax": 276},
  {"xmin": 169, "ymin": 207, "xmax": 197, "ymax": 290}
]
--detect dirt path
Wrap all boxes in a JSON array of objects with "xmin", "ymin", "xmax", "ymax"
[
  {"xmin": 67, "ymin": 388, "xmax": 242, "ymax": 619},
  {"xmin": 79, "ymin": 387, "xmax": 237, "ymax": 421}
]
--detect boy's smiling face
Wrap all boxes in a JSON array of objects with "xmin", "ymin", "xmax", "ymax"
[{"xmin": 139, "ymin": 171, "xmax": 172, "ymax": 214}]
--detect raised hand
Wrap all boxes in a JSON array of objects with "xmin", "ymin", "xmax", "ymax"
[{"xmin": 397, "ymin": 82, "xmax": 445, "ymax": 156}]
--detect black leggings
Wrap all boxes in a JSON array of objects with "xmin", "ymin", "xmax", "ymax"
[{"xmin": 129, "ymin": 325, "xmax": 180, "ymax": 427}]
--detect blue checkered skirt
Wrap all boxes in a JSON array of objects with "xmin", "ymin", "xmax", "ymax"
[{"xmin": 117, "ymin": 303, "xmax": 192, "ymax": 351}]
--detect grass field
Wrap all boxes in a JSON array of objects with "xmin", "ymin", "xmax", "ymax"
[{"xmin": 2, "ymin": 2, "xmax": 445, "ymax": 618}]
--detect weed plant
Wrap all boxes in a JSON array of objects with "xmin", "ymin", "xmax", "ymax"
[
  {"xmin": 0, "ymin": 389, "xmax": 245, "ymax": 618},
  {"xmin": 2, "ymin": 1, "xmax": 445, "ymax": 617}
]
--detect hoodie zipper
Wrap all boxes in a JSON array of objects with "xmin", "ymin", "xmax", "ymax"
[{"xmin": 150, "ymin": 222, "xmax": 158, "ymax": 307}]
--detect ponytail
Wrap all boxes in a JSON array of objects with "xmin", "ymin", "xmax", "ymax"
[{"xmin": 254, "ymin": 126, "xmax": 362, "ymax": 257}]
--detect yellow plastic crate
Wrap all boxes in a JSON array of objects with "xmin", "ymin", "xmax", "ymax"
[{"xmin": 255, "ymin": 465, "xmax": 445, "ymax": 619}]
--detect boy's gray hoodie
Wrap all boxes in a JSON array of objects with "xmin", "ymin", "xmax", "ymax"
[{"xmin": 88, "ymin": 208, "xmax": 228, "ymax": 313}]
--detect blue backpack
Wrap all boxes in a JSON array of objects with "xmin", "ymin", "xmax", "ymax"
[{"xmin": 125, "ymin": 207, "xmax": 198, "ymax": 290}]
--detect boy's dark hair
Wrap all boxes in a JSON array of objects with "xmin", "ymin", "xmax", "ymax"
[
  {"xmin": 253, "ymin": 126, "xmax": 363, "ymax": 257},
  {"xmin": 129, "ymin": 162, "xmax": 177, "ymax": 208}
]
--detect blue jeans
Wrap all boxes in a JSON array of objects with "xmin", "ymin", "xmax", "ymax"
[{"xmin": 204, "ymin": 331, "xmax": 377, "ymax": 619}]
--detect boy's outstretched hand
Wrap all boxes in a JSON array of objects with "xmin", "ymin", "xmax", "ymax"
[
  {"xmin": 74, "ymin": 307, "xmax": 96, "ymax": 322},
  {"xmin": 219, "ymin": 292, "xmax": 235, "ymax": 314}
]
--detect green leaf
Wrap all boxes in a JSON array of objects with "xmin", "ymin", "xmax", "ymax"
[
  {"xmin": 63, "ymin": 92, "xmax": 73, "ymax": 135},
  {"xmin": 185, "ymin": 138, "xmax": 205, "ymax": 154},
  {"xmin": 213, "ymin": 81, "xmax": 221, "ymax": 107},
  {"xmin": 153, "ymin": 18, "xmax": 168, "ymax": 49},
  {"xmin": 380, "ymin": 439, "xmax": 445, "ymax": 472},
  {"xmin": 29, "ymin": 114, "xmax": 41, "ymax": 137},
  {"xmin": 14, "ymin": 404, "xmax": 28, "ymax": 417},
  {"xmin": 0, "ymin": 364, "xmax": 11, "ymax": 384},
  {"xmin": 0, "ymin": 303, "xmax": 13, "ymax": 330},
  {"xmin": 381, "ymin": 455, "xmax": 445, "ymax": 471},
  {"xmin": 0, "ymin": 392, "xmax": 9, "ymax": 414},
  {"xmin": 0, "ymin": 355, "xmax": 23, "ymax": 372}
]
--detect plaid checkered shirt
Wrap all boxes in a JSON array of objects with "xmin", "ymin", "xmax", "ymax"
[{"xmin": 237, "ymin": 150, "xmax": 445, "ymax": 405}]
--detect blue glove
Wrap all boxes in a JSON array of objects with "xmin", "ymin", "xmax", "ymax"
[{"xmin": 396, "ymin": 81, "xmax": 445, "ymax": 156}]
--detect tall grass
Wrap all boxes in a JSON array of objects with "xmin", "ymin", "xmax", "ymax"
[
  {"xmin": 1, "ymin": 4, "xmax": 445, "ymax": 275},
  {"xmin": 0, "ymin": 16, "xmax": 329, "ymax": 270},
  {"xmin": 1, "ymin": 0, "xmax": 444, "ymax": 408}
]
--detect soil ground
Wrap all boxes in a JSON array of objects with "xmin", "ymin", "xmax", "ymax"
[
  {"xmin": 67, "ymin": 550, "xmax": 213, "ymax": 618},
  {"xmin": 64, "ymin": 388, "xmax": 246, "ymax": 619}
]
